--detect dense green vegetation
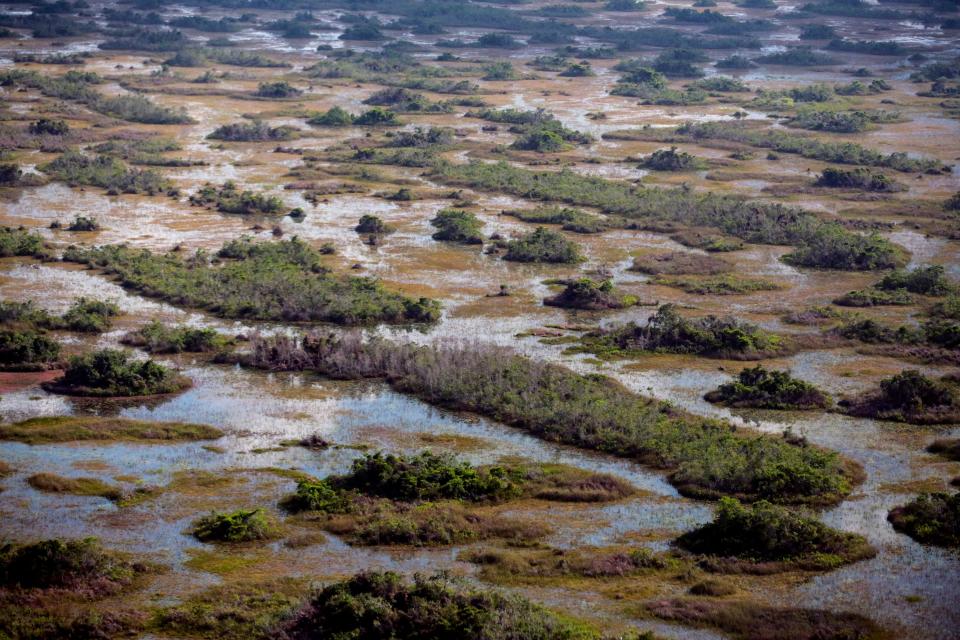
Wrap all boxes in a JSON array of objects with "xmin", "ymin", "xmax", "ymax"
[
  {"xmin": 0, "ymin": 537, "xmax": 148, "ymax": 592},
  {"xmin": 577, "ymin": 304, "xmax": 789, "ymax": 359},
  {"xmin": 0, "ymin": 227, "xmax": 52, "ymax": 260},
  {"xmin": 281, "ymin": 571, "xmax": 599, "ymax": 640},
  {"xmin": 432, "ymin": 161, "xmax": 906, "ymax": 269},
  {"xmin": 504, "ymin": 206, "xmax": 609, "ymax": 234},
  {"xmin": 64, "ymin": 238, "xmax": 440, "ymax": 325},
  {"xmin": 245, "ymin": 332, "xmax": 857, "ymax": 505},
  {"xmin": 59, "ymin": 298, "xmax": 120, "ymax": 333},
  {"xmin": 834, "ymin": 288, "xmax": 914, "ymax": 307},
  {"xmin": 611, "ymin": 121, "xmax": 945, "ymax": 173},
  {"xmin": 122, "ymin": 321, "xmax": 229, "ymax": 353},
  {"xmin": 705, "ymin": 366, "xmax": 831, "ymax": 410},
  {"xmin": 190, "ymin": 181, "xmax": 284, "ymax": 215},
  {"xmin": 207, "ymin": 121, "xmax": 298, "ymax": 142},
  {"xmin": 44, "ymin": 348, "xmax": 191, "ymax": 397},
  {"xmin": 355, "ymin": 214, "xmax": 394, "ymax": 235},
  {"xmin": 40, "ymin": 152, "xmax": 171, "ymax": 195},
  {"xmin": 0, "ymin": 329, "xmax": 61, "ymax": 370},
  {"xmin": 877, "ymin": 266, "xmax": 954, "ymax": 296},
  {"xmin": 888, "ymin": 492, "xmax": 960, "ymax": 548},
  {"xmin": 639, "ymin": 146, "xmax": 704, "ymax": 171},
  {"xmin": 839, "ymin": 370, "xmax": 960, "ymax": 424},
  {"xmin": 430, "ymin": 208, "xmax": 484, "ymax": 244},
  {"xmin": 544, "ymin": 279, "xmax": 637, "ymax": 310},
  {"xmin": 675, "ymin": 497, "xmax": 875, "ymax": 571},
  {"xmin": 503, "ymin": 227, "xmax": 583, "ymax": 263},
  {"xmin": 815, "ymin": 167, "xmax": 904, "ymax": 192},
  {"xmin": 0, "ymin": 415, "xmax": 222, "ymax": 444},
  {"xmin": 191, "ymin": 509, "xmax": 276, "ymax": 543}
]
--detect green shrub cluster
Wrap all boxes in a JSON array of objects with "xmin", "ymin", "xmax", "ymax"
[
  {"xmin": 430, "ymin": 208, "xmax": 484, "ymax": 244},
  {"xmin": 282, "ymin": 571, "xmax": 599, "ymax": 640},
  {"xmin": 888, "ymin": 493, "xmax": 959, "ymax": 548},
  {"xmin": 504, "ymin": 206, "xmax": 609, "ymax": 234},
  {"xmin": 581, "ymin": 304, "xmax": 786, "ymax": 359},
  {"xmin": 307, "ymin": 106, "xmax": 399, "ymax": 126},
  {"xmin": 207, "ymin": 121, "xmax": 298, "ymax": 141},
  {"xmin": 705, "ymin": 366, "xmax": 831, "ymax": 410},
  {"xmin": 0, "ymin": 330, "xmax": 61, "ymax": 368},
  {"xmin": 191, "ymin": 508, "xmax": 275, "ymax": 543},
  {"xmin": 39, "ymin": 152, "xmax": 171, "ymax": 195},
  {"xmin": 0, "ymin": 537, "xmax": 141, "ymax": 591},
  {"xmin": 840, "ymin": 370, "xmax": 959, "ymax": 424},
  {"xmin": 432, "ymin": 160, "xmax": 906, "ymax": 270},
  {"xmin": 246, "ymin": 332, "xmax": 856, "ymax": 504},
  {"xmin": 639, "ymin": 146, "xmax": 704, "ymax": 171},
  {"xmin": 814, "ymin": 167, "xmax": 904, "ymax": 192},
  {"xmin": 503, "ymin": 227, "xmax": 583, "ymax": 263},
  {"xmin": 189, "ymin": 181, "xmax": 284, "ymax": 214},
  {"xmin": 877, "ymin": 265, "xmax": 954, "ymax": 296},
  {"xmin": 0, "ymin": 227, "xmax": 50, "ymax": 259},
  {"xmin": 675, "ymin": 497, "xmax": 875, "ymax": 569},
  {"xmin": 63, "ymin": 238, "xmax": 440, "ymax": 325},
  {"xmin": 621, "ymin": 121, "xmax": 943, "ymax": 172},
  {"xmin": 47, "ymin": 348, "xmax": 189, "ymax": 397},
  {"xmin": 121, "ymin": 321, "xmax": 228, "ymax": 353},
  {"xmin": 544, "ymin": 278, "xmax": 636, "ymax": 310},
  {"xmin": 255, "ymin": 81, "xmax": 302, "ymax": 98},
  {"xmin": 355, "ymin": 214, "xmax": 394, "ymax": 235}
]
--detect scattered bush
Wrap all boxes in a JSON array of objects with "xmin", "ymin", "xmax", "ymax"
[
  {"xmin": 0, "ymin": 330, "xmax": 61, "ymax": 369},
  {"xmin": 28, "ymin": 118, "xmax": 69, "ymax": 136},
  {"xmin": 255, "ymin": 81, "xmax": 302, "ymax": 98},
  {"xmin": 59, "ymin": 297, "xmax": 120, "ymax": 333},
  {"xmin": 65, "ymin": 215, "xmax": 99, "ymax": 231},
  {"xmin": 190, "ymin": 181, "xmax": 284, "ymax": 214},
  {"xmin": 40, "ymin": 152, "xmax": 171, "ymax": 195},
  {"xmin": 281, "ymin": 571, "xmax": 599, "ymax": 639},
  {"xmin": 877, "ymin": 265, "xmax": 953, "ymax": 296},
  {"xmin": 705, "ymin": 366, "xmax": 831, "ymax": 410},
  {"xmin": 815, "ymin": 167, "xmax": 904, "ymax": 192},
  {"xmin": 0, "ymin": 537, "xmax": 146, "ymax": 592},
  {"xmin": 834, "ymin": 288, "xmax": 914, "ymax": 307},
  {"xmin": 639, "ymin": 146, "xmax": 704, "ymax": 171},
  {"xmin": 355, "ymin": 214, "xmax": 394, "ymax": 235}
]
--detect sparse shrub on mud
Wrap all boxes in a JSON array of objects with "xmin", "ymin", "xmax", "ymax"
[{"xmin": 122, "ymin": 321, "xmax": 228, "ymax": 353}]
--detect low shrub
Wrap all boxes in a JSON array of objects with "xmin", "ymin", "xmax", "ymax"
[
  {"xmin": 121, "ymin": 321, "xmax": 228, "ymax": 353},
  {"xmin": 0, "ymin": 537, "xmax": 146, "ymax": 592},
  {"xmin": 0, "ymin": 330, "xmax": 61, "ymax": 369},
  {"xmin": 580, "ymin": 304, "xmax": 787, "ymax": 359},
  {"xmin": 40, "ymin": 152, "xmax": 171, "ymax": 195},
  {"xmin": 639, "ymin": 146, "xmax": 704, "ymax": 171},
  {"xmin": 503, "ymin": 227, "xmax": 583, "ymax": 263},
  {"xmin": 705, "ymin": 366, "xmax": 831, "ymax": 410},
  {"xmin": 675, "ymin": 497, "xmax": 875, "ymax": 571},
  {"xmin": 544, "ymin": 278, "xmax": 636, "ymax": 310},
  {"xmin": 64, "ymin": 239, "xmax": 440, "ymax": 325},
  {"xmin": 355, "ymin": 214, "xmax": 394, "ymax": 235},
  {"xmin": 191, "ymin": 508, "xmax": 276, "ymax": 543},
  {"xmin": 888, "ymin": 493, "xmax": 959, "ymax": 548},
  {"xmin": 255, "ymin": 81, "xmax": 302, "ymax": 98},
  {"xmin": 281, "ymin": 571, "xmax": 599, "ymax": 639},
  {"xmin": 43, "ymin": 348, "xmax": 190, "ymax": 397},
  {"xmin": 59, "ymin": 297, "xmax": 120, "ymax": 333},
  {"xmin": 650, "ymin": 274, "xmax": 781, "ymax": 295},
  {"xmin": 839, "ymin": 370, "xmax": 960, "ymax": 424},
  {"xmin": 877, "ymin": 265, "xmax": 953, "ymax": 296},
  {"xmin": 190, "ymin": 182, "xmax": 284, "ymax": 214},
  {"xmin": 430, "ymin": 208, "xmax": 484, "ymax": 244},
  {"xmin": 927, "ymin": 438, "xmax": 960, "ymax": 462},
  {"xmin": 834, "ymin": 288, "xmax": 913, "ymax": 307},
  {"xmin": 814, "ymin": 167, "xmax": 904, "ymax": 192},
  {"xmin": 207, "ymin": 121, "xmax": 297, "ymax": 142}
]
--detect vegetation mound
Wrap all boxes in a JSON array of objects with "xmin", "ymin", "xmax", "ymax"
[
  {"xmin": 430, "ymin": 209, "xmax": 484, "ymax": 244},
  {"xmin": 246, "ymin": 333, "xmax": 858, "ymax": 505},
  {"xmin": 63, "ymin": 238, "xmax": 440, "ymax": 325},
  {"xmin": 0, "ymin": 415, "xmax": 222, "ymax": 444},
  {"xmin": 838, "ymin": 370, "xmax": 960, "ymax": 424},
  {"xmin": 503, "ymin": 227, "xmax": 583, "ymax": 263},
  {"xmin": 282, "ymin": 571, "xmax": 600, "ymax": 640},
  {"xmin": 191, "ymin": 508, "xmax": 277, "ymax": 543},
  {"xmin": 887, "ymin": 492, "xmax": 960, "ymax": 548},
  {"xmin": 674, "ymin": 498, "xmax": 876, "ymax": 573},
  {"xmin": 42, "ymin": 348, "xmax": 191, "ymax": 397},
  {"xmin": 704, "ymin": 366, "xmax": 831, "ymax": 410},
  {"xmin": 544, "ymin": 279, "xmax": 637, "ymax": 310},
  {"xmin": 0, "ymin": 537, "xmax": 149, "ymax": 593}
]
